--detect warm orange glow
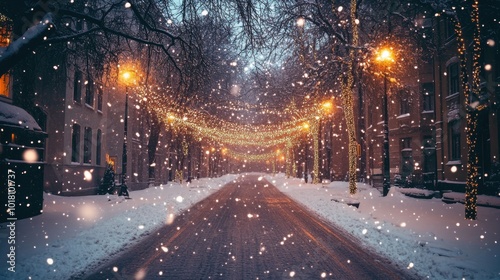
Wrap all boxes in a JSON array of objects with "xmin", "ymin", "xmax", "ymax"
[
  {"xmin": 302, "ymin": 122, "xmax": 310, "ymax": 130},
  {"xmin": 119, "ymin": 68, "xmax": 138, "ymax": 86},
  {"xmin": 375, "ymin": 48, "xmax": 394, "ymax": 64},
  {"xmin": 322, "ymin": 101, "xmax": 332, "ymax": 110},
  {"xmin": 121, "ymin": 71, "xmax": 134, "ymax": 85},
  {"xmin": 123, "ymin": 72, "xmax": 131, "ymax": 80},
  {"xmin": 0, "ymin": 73, "xmax": 10, "ymax": 98},
  {"xmin": 0, "ymin": 20, "xmax": 11, "ymax": 96}
]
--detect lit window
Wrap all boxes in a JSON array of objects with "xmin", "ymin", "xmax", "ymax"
[{"xmin": 0, "ymin": 14, "xmax": 12, "ymax": 98}]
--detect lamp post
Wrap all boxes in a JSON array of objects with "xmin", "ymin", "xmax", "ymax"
[
  {"xmin": 119, "ymin": 70, "xmax": 134, "ymax": 198},
  {"xmin": 319, "ymin": 101, "xmax": 333, "ymax": 182},
  {"xmin": 375, "ymin": 48, "xmax": 394, "ymax": 197},
  {"xmin": 302, "ymin": 122, "xmax": 310, "ymax": 183},
  {"xmin": 317, "ymin": 101, "xmax": 338, "ymax": 181},
  {"xmin": 274, "ymin": 149, "xmax": 280, "ymax": 176}
]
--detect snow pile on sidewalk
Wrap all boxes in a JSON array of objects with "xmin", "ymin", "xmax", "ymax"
[
  {"xmin": 268, "ymin": 174, "xmax": 500, "ymax": 280},
  {"xmin": 1, "ymin": 173, "xmax": 498, "ymax": 280},
  {"xmin": 0, "ymin": 175, "xmax": 237, "ymax": 280}
]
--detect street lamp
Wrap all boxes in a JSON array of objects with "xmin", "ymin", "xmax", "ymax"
[
  {"xmin": 319, "ymin": 101, "xmax": 333, "ymax": 181},
  {"xmin": 375, "ymin": 48, "xmax": 394, "ymax": 197},
  {"xmin": 274, "ymin": 149, "xmax": 281, "ymax": 176},
  {"xmin": 119, "ymin": 70, "xmax": 136, "ymax": 198},
  {"xmin": 301, "ymin": 122, "xmax": 310, "ymax": 183}
]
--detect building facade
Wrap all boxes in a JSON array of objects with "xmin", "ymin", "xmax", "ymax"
[
  {"xmin": 432, "ymin": 16, "xmax": 499, "ymax": 193},
  {"xmin": 35, "ymin": 61, "xmax": 109, "ymax": 195},
  {"xmin": 360, "ymin": 12, "xmax": 499, "ymax": 193}
]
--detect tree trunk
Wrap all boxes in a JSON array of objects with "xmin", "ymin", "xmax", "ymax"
[
  {"xmin": 147, "ymin": 115, "xmax": 161, "ymax": 185},
  {"xmin": 464, "ymin": 1, "xmax": 482, "ymax": 220}
]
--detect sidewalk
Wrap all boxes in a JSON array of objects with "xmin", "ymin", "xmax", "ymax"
[{"xmin": 396, "ymin": 186, "xmax": 500, "ymax": 208}]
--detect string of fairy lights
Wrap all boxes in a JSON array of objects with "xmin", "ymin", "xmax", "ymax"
[
  {"xmin": 133, "ymin": 85, "xmax": 335, "ymax": 162},
  {"xmin": 123, "ymin": 1, "xmax": 483, "ymax": 219}
]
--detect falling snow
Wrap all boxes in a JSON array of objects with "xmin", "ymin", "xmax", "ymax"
[
  {"xmin": 0, "ymin": 173, "xmax": 498, "ymax": 279},
  {"xmin": 270, "ymin": 174, "xmax": 500, "ymax": 279}
]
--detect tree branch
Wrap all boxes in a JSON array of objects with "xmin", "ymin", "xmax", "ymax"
[{"xmin": 0, "ymin": 13, "xmax": 54, "ymax": 77}]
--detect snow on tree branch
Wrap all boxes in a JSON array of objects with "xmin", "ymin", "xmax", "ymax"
[{"xmin": 0, "ymin": 13, "xmax": 54, "ymax": 77}]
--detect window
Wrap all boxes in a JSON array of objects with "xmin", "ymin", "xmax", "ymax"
[
  {"xmin": 400, "ymin": 99, "xmax": 410, "ymax": 115},
  {"xmin": 0, "ymin": 72, "xmax": 10, "ymax": 98},
  {"xmin": 449, "ymin": 120, "xmax": 461, "ymax": 161},
  {"xmin": 71, "ymin": 123, "xmax": 81, "ymax": 162},
  {"xmin": 84, "ymin": 127, "xmax": 92, "ymax": 164},
  {"xmin": 0, "ymin": 15, "xmax": 12, "ymax": 98},
  {"xmin": 75, "ymin": 19, "xmax": 83, "ymax": 31},
  {"xmin": 85, "ymin": 77, "xmax": 94, "ymax": 107},
  {"xmin": 97, "ymin": 88, "xmax": 103, "ymax": 112},
  {"xmin": 73, "ymin": 70, "xmax": 82, "ymax": 102},
  {"xmin": 96, "ymin": 129, "xmax": 102, "ymax": 165},
  {"xmin": 448, "ymin": 63, "xmax": 459, "ymax": 96},
  {"xmin": 423, "ymin": 136, "xmax": 436, "ymax": 173},
  {"xmin": 401, "ymin": 137, "xmax": 411, "ymax": 150},
  {"xmin": 444, "ymin": 19, "xmax": 455, "ymax": 40},
  {"xmin": 422, "ymin": 82, "xmax": 435, "ymax": 111},
  {"xmin": 398, "ymin": 89, "xmax": 410, "ymax": 115},
  {"xmin": 419, "ymin": 18, "xmax": 433, "ymax": 42},
  {"xmin": 401, "ymin": 138, "xmax": 413, "ymax": 177}
]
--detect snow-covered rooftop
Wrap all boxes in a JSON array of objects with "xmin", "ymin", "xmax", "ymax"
[{"xmin": 0, "ymin": 101, "xmax": 42, "ymax": 131}]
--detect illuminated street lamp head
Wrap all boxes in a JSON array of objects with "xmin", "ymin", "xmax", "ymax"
[
  {"xmin": 297, "ymin": 17, "xmax": 305, "ymax": 27},
  {"xmin": 321, "ymin": 101, "xmax": 333, "ymax": 115},
  {"xmin": 120, "ymin": 69, "xmax": 137, "ymax": 86},
  {"xmin": 122, "ymin": 71, "xmax": 131, "ymax": 80},
  {"xmin": 375, "ymin": 48, "xmax": 394, "ymax": 65}
]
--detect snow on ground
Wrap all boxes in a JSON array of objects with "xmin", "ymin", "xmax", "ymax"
[
  {"xmin": 0, "ymin": 174, "xmax": 237, "ymax": 280},
  {"xmin": 267, "ymin": 174, "xmax": 500, "ymax": 280},
  {"xmin": 0, "ymin": 172, "xmax": 499, "ymax": 279}
]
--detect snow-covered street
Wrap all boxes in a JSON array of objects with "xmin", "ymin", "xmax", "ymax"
[
  {"xmin": 0, "ymin": 175, "xmax": 237, "ymax": 279},
  {"xmin": 1, "ymin": 173, "xmax": 499, "ymax": 279},
  {"xmin": 2, "ymin": 1, "xmax": 499, "ymax": 279}
]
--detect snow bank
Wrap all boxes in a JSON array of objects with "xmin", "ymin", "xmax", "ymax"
[
  {"xmin": 0, "ymin": 175, "xmax": 237, "ymax": 280},
  {"xmin": 268, "ymin": 174, "xmax": 500, "ymax": 280},
  {"xmin": 1, "ymin": 173, "xmax": 498, "ymax": 280}
]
